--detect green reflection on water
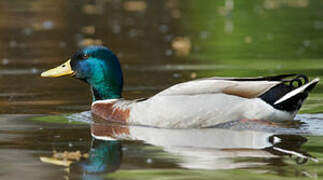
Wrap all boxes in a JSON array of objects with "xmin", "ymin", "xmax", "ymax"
[
  {"xmin": 179, "ymin": 0, "xmax": 323, "ymax": 113},
  {"xmin": 30, "ymin": 115, "xmax": 85, "ymax": 125},
  {"xmin": 186, "ymin": 0, "xmax": 323, "ymax": 61}
]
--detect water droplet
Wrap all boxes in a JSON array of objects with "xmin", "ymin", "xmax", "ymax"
[
  {"xmin": 22, "ymin": 28, "xmax": 33, "ymax": 36},
  {"xmin": 2, "ymin": 58, "xmax": 9, "ymax": 65},
  {"xmin": 303, "ymin": 40, "xmax": 311, "ymax": 47},
  {"xmin": 159, "ymin": 24, "xmax": 168, "ymax": 33},
  {"xmin": 200, "ymin": 31, "xmax": 209, "ymax": 39},
  {"xmin": 314, "ymin": 21, "xmax": 323, "ymax": 30},
  {"xmin": 165, "ymin": 49, "xmax": 173, "ymax": 56},
  {"xmin": 19, "ymin": 43, "xmax": 26, "ymax": 48},
  {"xmin": 43, "ymin": 21, "xmax": 54, "ymax": 30},
  {"xmin": 112, "ymin": 24, "xmax": 121, "ymax": 34},
  {"xmin": 296, "ymin": 47, "xmax": 305, "ymax": 56},
  {"xmin": 163, "ymin": 35, "xmax": 173, "ymax": 42},
  {"xmin": 146, "ymin": 158, "xmax": 152, "ymax": 164},
  {"xmin": 266, "ymin": 33, "xmax": 273, "ymax": 40},
  {"xmin": 9, "ymin": 41, "xmax": 17, "ymax": 48},
  {"xmin": 59, "ymin": 41, "xmax": 66, "ymax": 48},
  {"xmin": 31, "ymin": 68, "xmax": 39, "ymax": 74},
  {"xmin": 244, "ymin": 36, "xmax": 252, "ymax": 44},
  {"xmin": 128, "ymin": 29, "xmax": 137, "ymax": 38},
  {"xmin": 173, "ymin": 73, "xmax": 181, "ymax": 78}
]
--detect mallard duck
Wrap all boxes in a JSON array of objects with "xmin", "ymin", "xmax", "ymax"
[{"xmin": 41, "ymin": 46, "xmax": 319, "ymax": 128}]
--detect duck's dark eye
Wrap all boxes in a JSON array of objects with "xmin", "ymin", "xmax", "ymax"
[{"xmin": 82, "ymin": 54, "xmax": 89, "ymax": 59}]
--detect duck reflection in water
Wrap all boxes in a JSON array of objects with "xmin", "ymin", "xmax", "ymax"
[
  {"xmin": 79, "ymin": 139, "xmax": 122, "ymax": 173},
  {"xmin": 71, "ymin": 139, "xmax": 122, "ymax": 180},
  {"xmin": 84, "ymin": 122, "xmax": 316, "ymax": 172}
]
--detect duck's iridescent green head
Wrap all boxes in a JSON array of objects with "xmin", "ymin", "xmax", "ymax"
[{"xmin": 41, "ymin": 46, "xmax": 123, "ymax": 101}]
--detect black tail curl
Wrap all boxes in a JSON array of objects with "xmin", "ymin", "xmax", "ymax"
[{"xmin": 260, "ymin": 74, "xmax": 318, "ymax": 112}]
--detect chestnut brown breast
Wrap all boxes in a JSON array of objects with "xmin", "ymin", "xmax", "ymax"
[{"xmin": 91, "ymin": 102, "xmax": 130, "ymax": 124}]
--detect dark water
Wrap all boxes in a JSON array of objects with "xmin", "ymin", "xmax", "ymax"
[{"xmin": 1, "ymin": 0, "xmax": 323, "ymax": 179}]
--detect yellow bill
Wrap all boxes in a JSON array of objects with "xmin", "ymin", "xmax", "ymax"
[{"xmin": 41, "ymin": 59, "xmax": 74, "ymax": 78}]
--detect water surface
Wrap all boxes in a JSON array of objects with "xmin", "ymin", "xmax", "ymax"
[{"xmin": 1, "ymin": 0, "xmax": 323, "ymax": 179}]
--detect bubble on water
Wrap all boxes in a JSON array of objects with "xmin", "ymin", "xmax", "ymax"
[
  {"xmin": 314, "ymin": 21, "xmax": 323, "ymax": 30},
  {"xmin": 31, "ymin": 68, "xmax": 39, "ymax": 74},
  {"xmin": 193, "ymin": 46, "xmax": 201, "ymax": 52},
  {"xmin": 2, "ymin": 58, "xmax": 9, "ymax": 65},
  {"xmin": 122, "ymin": 147, "xmax": 127, "ymax": 151},
  {"xmin": 128, "ymin": 29, "xmax": 137, "ymax": 38},
  {"xmin": 244, "ymin": 36, "xmax": 252, "ymax": 44},
  {"xmin": 112, "ymin": 24, "xmax": 121, "ymax": 34},
  {"xmin": 225, "ymin": 20, "xmax": 233, "ymax": 33},
  {"xmin": 164, "ymin": 34, "xmax": 173, "ymax": 42},
  {"xmin": 68, "ymin": 143, "xmax": 73, "ymax": 147},
  {"xmin": 254, "ymin": 5, "xmax": 264, "ymax": 15},
  {"xmin": 9, "ymin": 41, "xmax": 17, "ymax": 48},
  {"xmin": 303, "ymin": 40, "xmax": 311, "ymax": 47},
  {"xmin": 43, "ymin": 21, "xmax": 54, "ymax": 30},
  {"xmin": 266, "ymin": 33, "xmax": 273, "ymax": 40},
  {"xmin": 146, "ymin": 158, "xmax": 152, "ymax": 164},
  {"xmin": 159, "ymin": 24, "xmax": 168, "ymax": 33},
  {"xmin": 165, "ymin": 49, "xmax": 173, "ymax": 56},
  {"xmin": 22, "ymin": 28, "xmax": 33, "ymax": 36},
  {"xmin": 19, "ymin": 43, "xmax": 26, "ymax": 48},
  {"xmin": 59, "ymin": 41, "xmax": 66, "ymax": 48},
  {"xmin": 200, "ymin": 31, "xmax": 209, "ymax": 39},
  {"xmin": 173, "ymin": 73, "xmax": 181, "ymax": 78},
  {"xmin": 296, "ymin": 47, "xmax": 305, "ymax": 56}
]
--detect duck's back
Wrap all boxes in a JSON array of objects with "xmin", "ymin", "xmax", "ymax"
[
  {"xmin": 92, "ymin": 74, "xmax": 318, "ymax": 128},
  {"xmin": 129, "ymin": 93, "xmax": 290, "ymax": 128}
]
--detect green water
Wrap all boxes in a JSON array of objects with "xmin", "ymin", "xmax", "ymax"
[{"xmin": 1, "ymin": 0, "xmax": 323, "ymax": 179}]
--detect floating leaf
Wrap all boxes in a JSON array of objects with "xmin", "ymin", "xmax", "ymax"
[{"xmin": 40, "ymin": 157, "xmax": 72, "ymax": 167}]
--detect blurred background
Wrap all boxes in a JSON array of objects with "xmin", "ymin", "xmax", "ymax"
[
  {"xmin": 1, "ymin": 0, "xmax": 323, "ymax": 114},
  {"xmin": 1, "ymin": 0, "xmax": 323, "ymax": 180}
]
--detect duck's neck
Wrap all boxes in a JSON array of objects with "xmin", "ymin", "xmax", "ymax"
[
  {"xmin": 90, "ymin": 82, "xmax": 122, "ymax": 101},
  {"xmin": 85, "ymin": 57, "xmax": 123, "ymax": 102}
]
